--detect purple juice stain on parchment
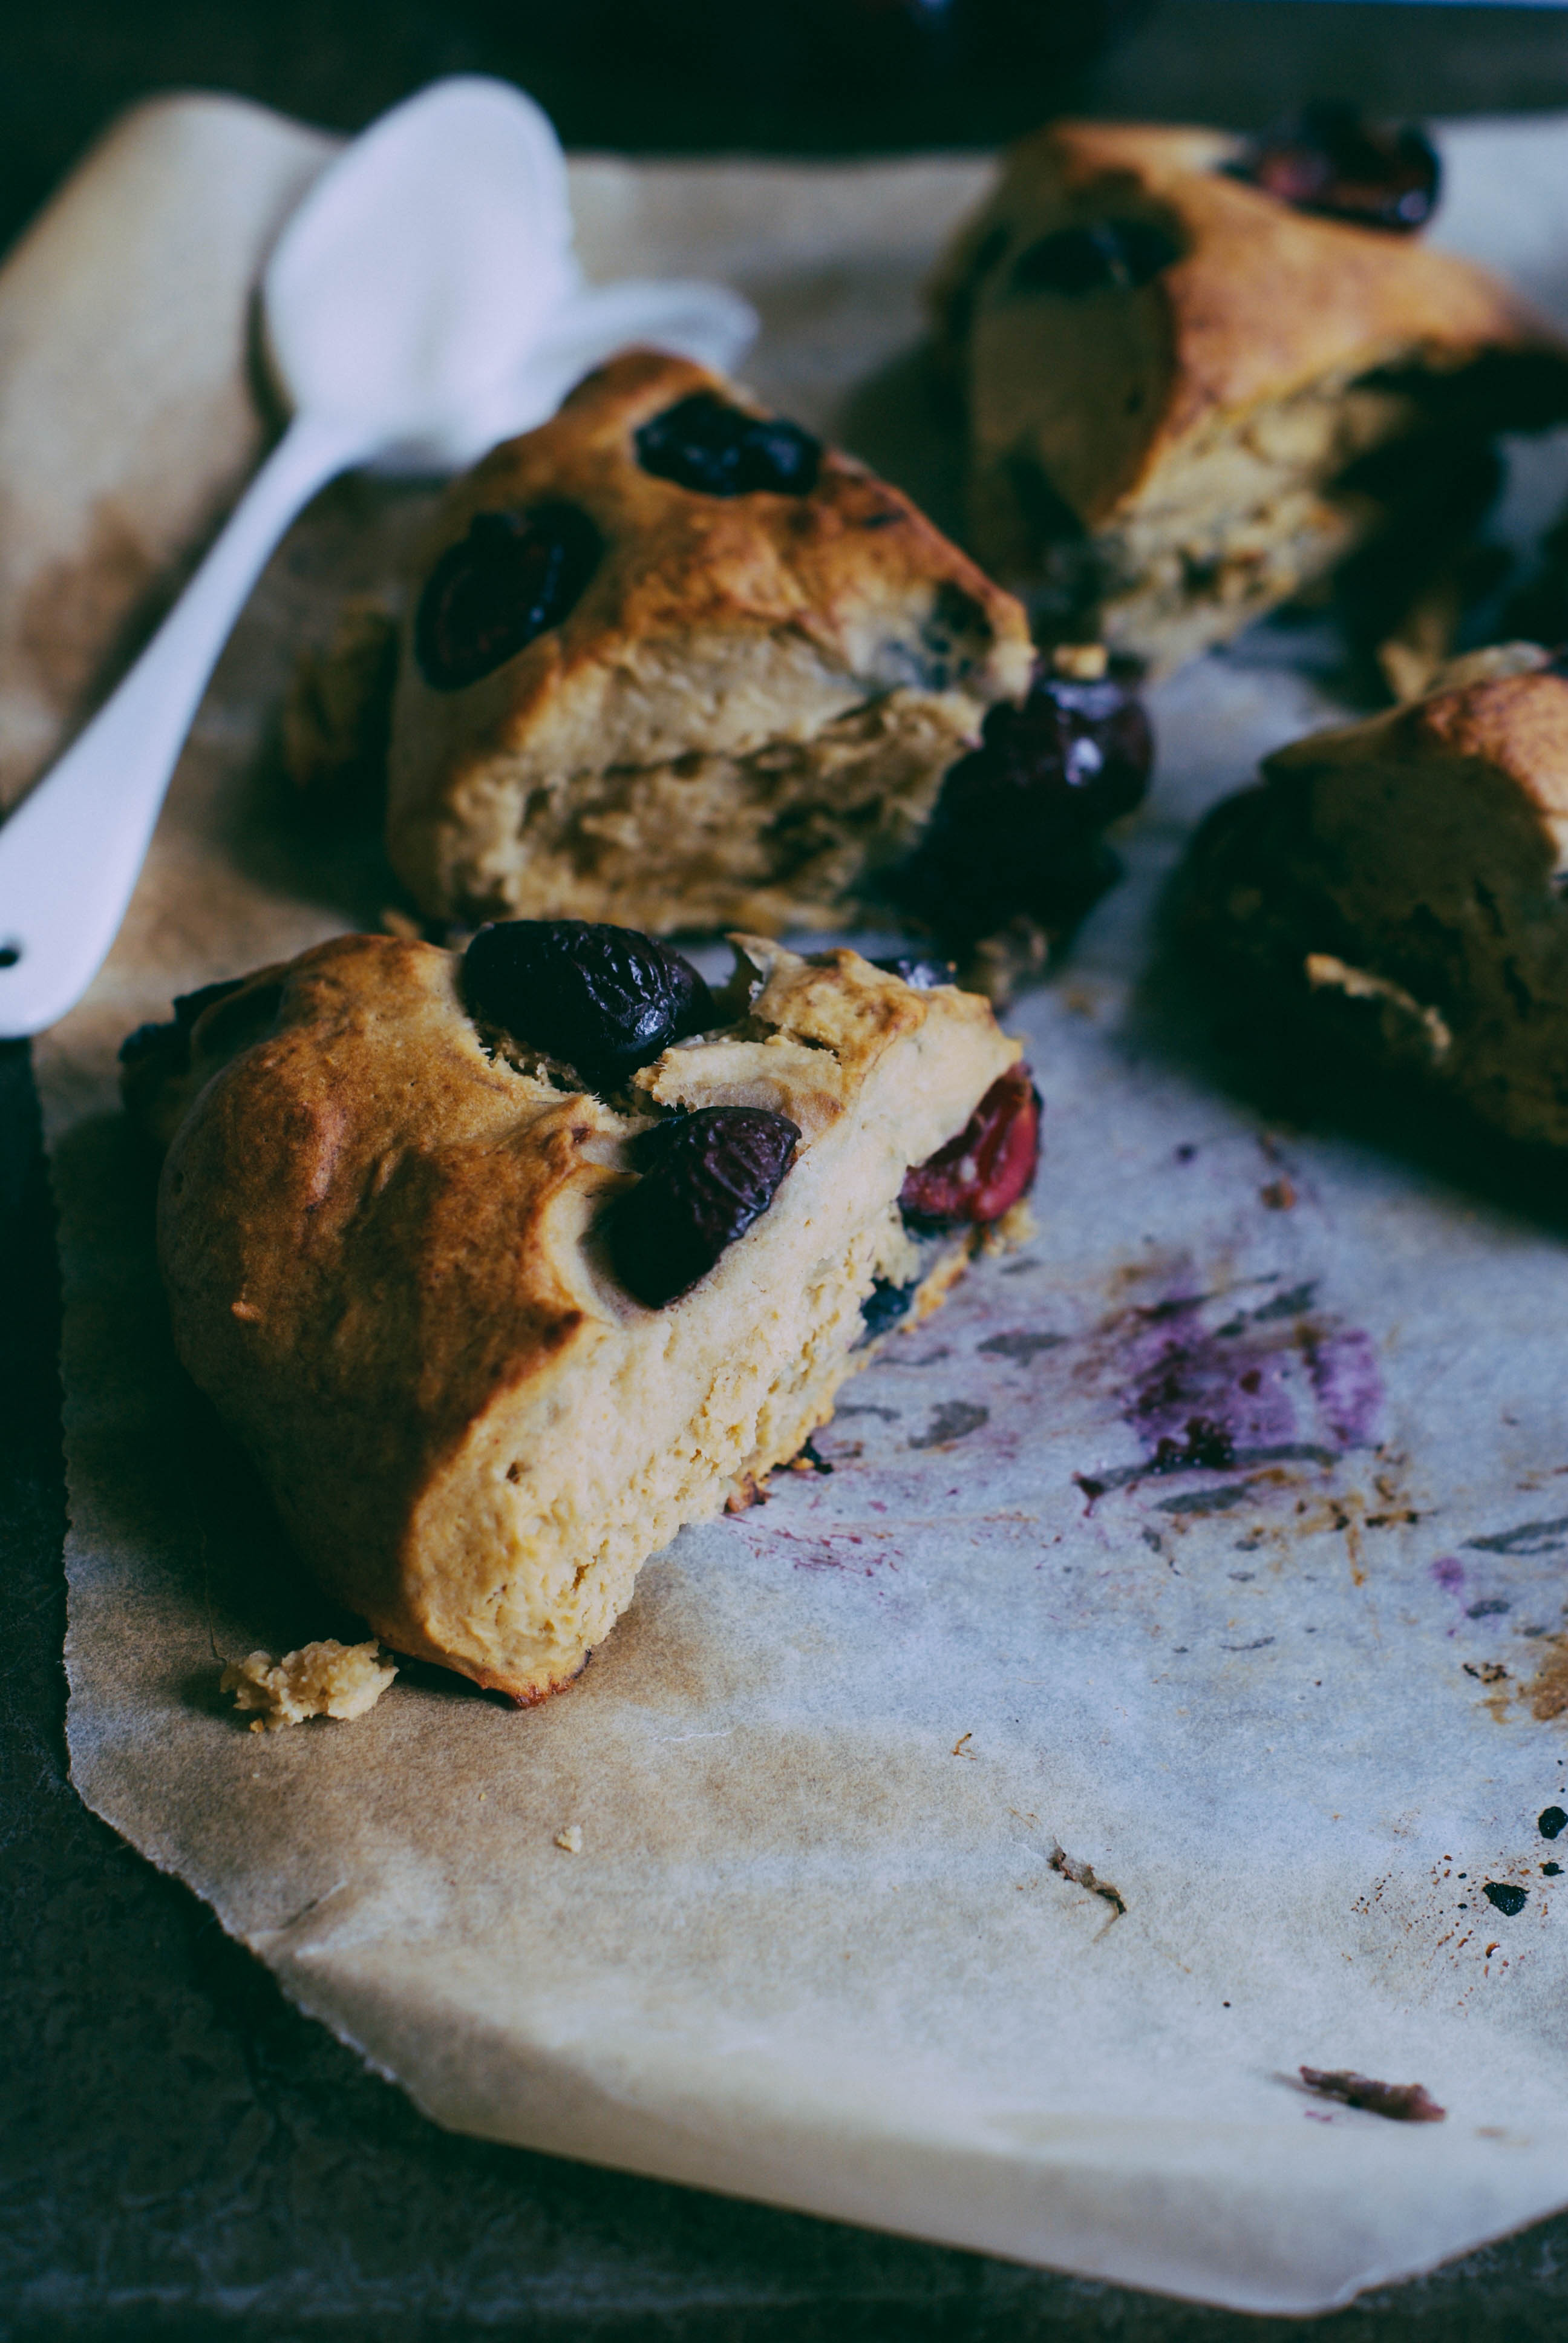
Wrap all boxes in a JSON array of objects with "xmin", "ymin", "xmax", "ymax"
[{"xmin": 1113, "ymin": 1280, "xmax": 1382, "ymax": 1486}]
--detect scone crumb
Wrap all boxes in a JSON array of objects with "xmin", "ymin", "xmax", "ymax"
[
  {"xmin": 1050, "ymin": 642, "xmax": 1109, "ymax": 681},
  {"xmin": 982, "ymin": 1199, "xmax": 1039, "ymax": 1253},
  {"xmin": 220, "ymin": 1639, "xmax": 397, "ymax": 1731},
  {"xmin": 554, "ymin": 1823, "xmax": 584, "ymax": 1853}
]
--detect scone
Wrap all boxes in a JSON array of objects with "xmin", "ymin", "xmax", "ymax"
[
  {"xmin": 1180, "ymin": 642, "xmax": 1568, "ymax": 1147},
  {"xmin": 930, "ymin": 117, "xmax": 1568, "ymax": 678},
  {"xmin": 382, "ymin": 347, "xmax": 1035, "ymax": 933},
  {"xmin": 122, "ymin": 925, "xmax": 1039, "ymax": 1702}
]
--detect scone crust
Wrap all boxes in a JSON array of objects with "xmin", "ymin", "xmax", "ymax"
[
  {"xmin": 154, "ymin": 932, "xmax": 1019, "ymax": 1698},
  {"xmin": 939, "ymin": 118, "xmax": 1565, "ymax": 531},
  {"xmin": 1183, "ymin": 652, "xmax": 1568, "ymax": 1146},
  {"xmin": 385, "ymin": 349, "xmax": 1034, "ymax": 929}
]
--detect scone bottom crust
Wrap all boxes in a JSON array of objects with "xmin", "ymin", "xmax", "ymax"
[{"xmin": 127, "ymin": 926, "xmax": 1038, "ymax": 1708}]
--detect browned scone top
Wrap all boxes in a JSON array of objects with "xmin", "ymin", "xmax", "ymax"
[
  {"xmin": 385, "ymin": 349, "xmax": 1034, "ymax": 933},
  {"xmin": 146, "ymin": 931, "xmax": 1021, "ymax": 1701},
  {"xmin": 932, "ymin": 122, "xmax": 1568, "ymax": 673},
  {"xmin": 1181, "ymin": 644, "xmax": 1568, "ymax": 1147}
]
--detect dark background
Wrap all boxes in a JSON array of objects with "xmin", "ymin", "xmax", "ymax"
[{"xmin": 9, "ymin": 4, "xmax": 1568, "ymax": 2336}]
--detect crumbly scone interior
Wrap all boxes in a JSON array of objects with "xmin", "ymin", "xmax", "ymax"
[
  {"xmin": 423, "ymin": 682, "xmax": 982, "ymax": 936},
  {"xmin": 391, "ymin": 577, "xmax": 1020, "ymax": 934},
  {"xmin": 154, "ymin": 936, "xmax": 1018, "ymax": 1703},
  {"xmin": 384, "ymin": 349, "xmax": 1033, "ymax": 931},
  {"xmin": 403, "ymin": 941, "xmax": 1017, "ymax": 1695},
  {"xmin": 938, "ymin": 123, "xmax": 1568, "ymax": 675},
  {"xmin": 968, "ymin": 320, "xmax": 1530, "ymax": 675},
  {"xmin": 1186, "ymin": 653, "xmax": 1568, "ymax": 1145}
]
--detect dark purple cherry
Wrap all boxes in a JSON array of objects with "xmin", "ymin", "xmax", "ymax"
[
  {"xmin": 463, "ymin": 920, "xmax": 714, "ymax": 1085},
  {"xmin": 1230, "ymin": 104, "xmax": 1440, "ymax": 234},
  {"xmin": 415, "ymin": 503, "xmax": 602, "ymax": 692},
  {"xmin": 609, "ymin": 1107, "xmax": 801, "ymax": 1307},
  {"xmin": 892, "ymin": 660, "xmax": 1152, "ymax": 941},
  {"xmin": 872, "ymin": 954, "xmax": 956, "ymax": 989},
  {"xmin": 635, "ymin": 393, "xmax": 821, "ymax": 498},
  {"xmin": 1008, "ymin": 218, "xmax": 1181, "ymax": 298}
]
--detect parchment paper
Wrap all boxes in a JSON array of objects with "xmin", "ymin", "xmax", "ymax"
[{"xmin": 30, "ymin": 95, "xmax": 1568, "ymax": 2317}]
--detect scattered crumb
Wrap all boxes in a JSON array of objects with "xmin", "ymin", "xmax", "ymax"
[
  {"xmin": 1463, "ymin": 1660, "xmax": 1509, "ymax": 1685},
  {"xmin": 554, "ymin": 1823, "xmax": 584, "ymax": 1853},
  {"xmin": 220, "ymin": 1639, "xmax": 396, "ymax": 1731},
  {"xmin": 982, "ymin": 1199, "xmax": 1038, "ymax": 1254},
  {"xmin": 1259, "ymin": 1178, "xmax": 1296, "ymax": 1211},
  {"xmin": 724, "ymin": 1472, "xmax": 771, "ymax": 1513},
  {"xmin": 952, "ymin": 1731, "xmax": 974, "ymax": 1757},
  {"xmin": 1299, "ymin": 2067, "xmax": 1446, "ymax": 2123},
  {"xmin": 1048, "ymin": 1840, "xmax": 1126, "ymax": 1919},
  {"xmin": 1050, "ymin": 641, "xmax": 1108, "ymax": 681}
]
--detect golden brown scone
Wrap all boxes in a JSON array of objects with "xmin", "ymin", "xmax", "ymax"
[
  {"xmin": 931, "ymin": 122, "xmax": 1568, "ymax": 678},
  {"xmin": 126, "ymin": 929, "xmax": 1036, "ymax": 1702},
  {"xmin": 381, "ymin": 349, "xmax": 1034, "ymax": 932},
  {"xmin": 1181, "ymin": 643, "xmax": 1568, "ymax": 1146}
]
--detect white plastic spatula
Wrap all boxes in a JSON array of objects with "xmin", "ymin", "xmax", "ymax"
[{"xmin": 0, "ymin": 76, "xmax": 755, "ymax": 1037}]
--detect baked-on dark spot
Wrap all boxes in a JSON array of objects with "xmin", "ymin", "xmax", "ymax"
[
  {"xmin": 976, "ymin": 1330, "xmax": 1064, "ymax": 1362},
  {"xmin": 1229, "ymin": 103, "xmax": 1440, "ymax": 234},
  {"xmin": 909, "ymin": 1400, "xmax": 989, "ymax": 1450},
  {"xmin": 1008, "ymin": 217, "xmax": 1181, "ymax": 298},
  {"xmin": 609, "ymin": 1107, "xmax": 800, "ymax": 1308},
  {"xmin": 1540, "ymin": 1806, "xmax": 1567, "ymax": 1839},
  {"xmin": 415, "ymin": 503, "xmax": 603, "ymax": 692},
  {"xmin": 900, "ymin": 1063, "xmax": 1041, "ymax": 1229},
  {"xmin": 1299, "ymin": 2069, "xmax": 1446, "ymax": 2123},
  {"xmin": 891, "ymin": 660, "xmax": 1152, "ymax": 945},
  {"xmin": 463, "ymin": 920, "xmax": 713, "ymax": 1086},
  {"xmin": 1484, "ymin": 1881, "xmax": 1529, "ymax": 1916},
  {"xmin": 635, "ymin": 392, "xmax": 820, "ymax": 499}
]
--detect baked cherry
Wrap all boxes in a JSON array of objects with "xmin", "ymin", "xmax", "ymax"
[
  {"xmin": 900, "ymin": 1063, "xmax": 1041, "ymax": 1227},
  {"xmin": 892, "ymin": 660, "xmax": 1152, "ymax": 942},
  {"xmin": 1008, "ymin": 218, "xmax": 1182, "ymax": 298},
  {"xmin": 609, "ymin": 1107, "xmax": 802, "ymax": 1307},
  {"xmin": 1230, "ymin": 104, "xmax": 1440, "ymax": 234},
  {"xmin": 635, "ymin": 392, "xmax": 821, "ymax": 498},
  {"xmin": 463, "ymin": 920, "xmax": 714, "ymax": 1086},
  {"xmin": 414, "ymin": 503, "xmax": 603, "ymax": 692}
]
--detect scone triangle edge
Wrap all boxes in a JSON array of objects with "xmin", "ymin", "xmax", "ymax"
[{"xmin": 149, "ymin": 932, "xmax": 1023, "ymax": 1703}]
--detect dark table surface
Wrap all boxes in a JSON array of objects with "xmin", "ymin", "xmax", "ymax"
[{"xmin": 10, "ymin": 5, "xmax": 1568, "ymax": 2334}]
